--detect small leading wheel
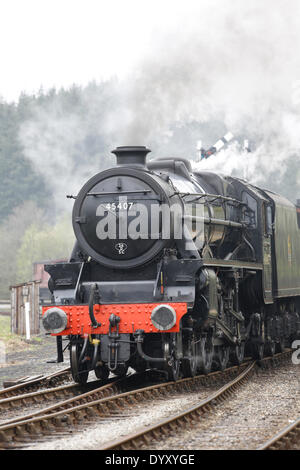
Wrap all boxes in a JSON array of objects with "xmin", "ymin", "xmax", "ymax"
[
  {"xmin": 214, "ymin": 345, "xmax": 230, "ymax": 371},
  {"xmin": 94, "ymin": 365, "xmax": 110, "ymax": 380},
  {"xmin": 230, "ymin": 341, "xmax": 245, "ymax": 365},
  {"xmin": 198, "ymin": 336, "xmax": 214, "ymax": 375},
  {"xmin": 70, "ymin": 342, "xmax": 89, "ymax": 385},
  {"xmin": 251, "ymin": 342, "xmax": 264, "ymax": 360}
]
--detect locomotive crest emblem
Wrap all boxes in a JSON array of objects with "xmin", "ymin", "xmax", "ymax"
[{"xmin": 115, "ymin": 242, "xmax": 128, "ymax": 255}]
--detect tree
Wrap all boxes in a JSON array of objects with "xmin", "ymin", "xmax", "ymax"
[
  {"xmin": 0, "ymin": 99, "xmax": 51, "ymax": 220},
  {"xmin": 16, "ymin": 216, "xmax": 75, "ymax": 284},
  {"xmin": 0, "ymin": 201, "xmax": 46, "ymax": 298}
]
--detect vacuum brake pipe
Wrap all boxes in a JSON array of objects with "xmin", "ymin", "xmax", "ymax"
[{"xmin": 89, "ymin": 283, "xmax": 101, "ymax": 328}]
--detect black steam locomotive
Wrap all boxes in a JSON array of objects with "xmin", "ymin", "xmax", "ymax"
[{"xmin": 43, "ymin": 146, "xmax": 300, "ymax": 383}]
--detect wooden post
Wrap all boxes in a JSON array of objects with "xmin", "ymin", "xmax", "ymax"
[
  {"xmin": 10, "ymin": 281, "xmax": 41, "ymax": 337},
  {"xmin": 10, "ymin": 287, "xmax": 16, "ymax": 334},
  {"xmin": 25, "ymin": 302, "xmax": 31, "ymax": 340}
]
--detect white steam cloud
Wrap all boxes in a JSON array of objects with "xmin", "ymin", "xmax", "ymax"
[{"xmin": 19, "ymin": 0, "xmax": 300, "ymax": 210}]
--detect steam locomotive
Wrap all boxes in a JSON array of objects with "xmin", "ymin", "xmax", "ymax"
[{"xmin": 42, "ymin": 146, "xmax": 300, "ymax": 383}]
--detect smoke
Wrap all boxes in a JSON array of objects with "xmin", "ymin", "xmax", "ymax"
[
  {"xmin": 19, "ymin": 81, "xmax": 122, "ymax": 213},
  {"xmin": 120, "ymin": 0, "xmax": 300, "ymax": 198},
  {"xmin": 19, "ymin": 0, "xmax": 300, "ymax": 207}
]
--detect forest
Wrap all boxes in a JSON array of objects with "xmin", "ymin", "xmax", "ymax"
[{"xmin": 1, "ymin": 81, "xmax": 299, "ymax": 298}]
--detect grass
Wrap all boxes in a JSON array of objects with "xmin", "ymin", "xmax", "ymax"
[
  {"xmin": 0, "ymin": 315, "xmax": 13, "ymax": 342},
  {"xmin": 0, "ymin": 315, "xmax": 41, "ymax": 353}
]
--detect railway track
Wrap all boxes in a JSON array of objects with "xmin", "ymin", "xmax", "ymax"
[
  {"xmin": 0, "ymin": 377, "xmax": 122, "ymax": 423},
  {"xmin": 0, "ymin": 371, "xmax": 153, "ymax": 427},
  {"xmin": 0, "ymin": 350, "xmax": 292, "ymax": 450},
  {"xmin": 0, "ymin": 362, "xmax": 248, "ymax": 449},
  {"xmin": 258, "ymin": 417, "xmax": 300, "ymax": 450},
  {"xmin": 100, "ymin": 362, "xmax": 256, "ymax": 450},
  {"xmin": 0, "ymin": 367, "xmax": 72, "ymax": 400},
  {"xmin": 100, "ymin": 350, "xmax": 293, "ymax": 450}
]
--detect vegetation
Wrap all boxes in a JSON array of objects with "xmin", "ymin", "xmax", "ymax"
[
  {"xmin": 0, "ymin": 315, "xmax": 12, "ymax": 341},
  {"xmin": 0, "ymin": 97, "xmax": 50, "ymax": 221},
  {"xmin": 0, "ymin": 315, "xmax": 22, "ymax": 351},
  {"xmin": 0, "ymin": 315, "xmax": 42, "ymax": 352},
  {"xmin": 16, "ymin": 216, "xmax": 74, "ymax": 282},
  {"xmin": 0, "ymin": 82, "xmax": 299, "ymax": 299},
  {"xmin": 0, "ymin": 84, "xmax": 113, "ymax": 298}
]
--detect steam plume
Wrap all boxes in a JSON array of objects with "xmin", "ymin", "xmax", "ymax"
[{"xmin": 19, "ymin": 0, "xmax": 300, "ymax": 207}]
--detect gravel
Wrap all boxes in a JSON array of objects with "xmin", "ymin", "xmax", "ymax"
[
  {"xmin": 23, "ymin": 361, "xmax": 300, "ymax": 450},
  {"xmin": 0, "ymin": 335, "xmax": 70, "ymax": 389},
  {"xmin": 147, "ymin": 362, "xmax": 300, "ymax": 450},
  {"xmin": 2, "ymin": 338, "xmax": 299, "ymax": 450},
  {"xmin": 26, "ymin": 387, "xmax": 218, "ymax": 450}
]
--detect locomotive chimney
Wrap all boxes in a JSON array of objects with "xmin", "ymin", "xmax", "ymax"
[{"xmin": 112, "ymin": 146, "xmax": 151, "ymax": 167}]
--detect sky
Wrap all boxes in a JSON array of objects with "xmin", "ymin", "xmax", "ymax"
[
  {"xmin": 2, "ymin": 0, "xmax": 300, "ymax": 203},
  {"xmin": 0, "ymin": 0, "xmax": 195, "ymax": 101}
]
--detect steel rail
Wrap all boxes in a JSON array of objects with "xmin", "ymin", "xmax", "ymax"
[
  {"xmin": 0, "ymin": 350, "xmax": 292, "ymax": 449},
  {"xmin": 100, "ymin": 362, "xmax": 256, "ymax": 450},
  {"xmin": 258, "ymin": 417, "xmax": 300, "ymax": 450},
  {"xmin": 100, "ymin": 350, "xmax": 292, "ymax": 451},
  {"xmin": 0, "ymin": 363, "xmax": 248, "ymax": 449},
  {"xmin": 0, "ymin": 382, "xmax": 87, "ymax": 414},
  {"xmin": 0, "ymin": 376, "xmax": 122, "ymax": 418},
  {"xmin": 0, "ymin": 367, "xmax": 71, "ymax": 400},
  {"xmin": 0, "ymin": 372, "xmax": 144, "ymax": 427}
]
